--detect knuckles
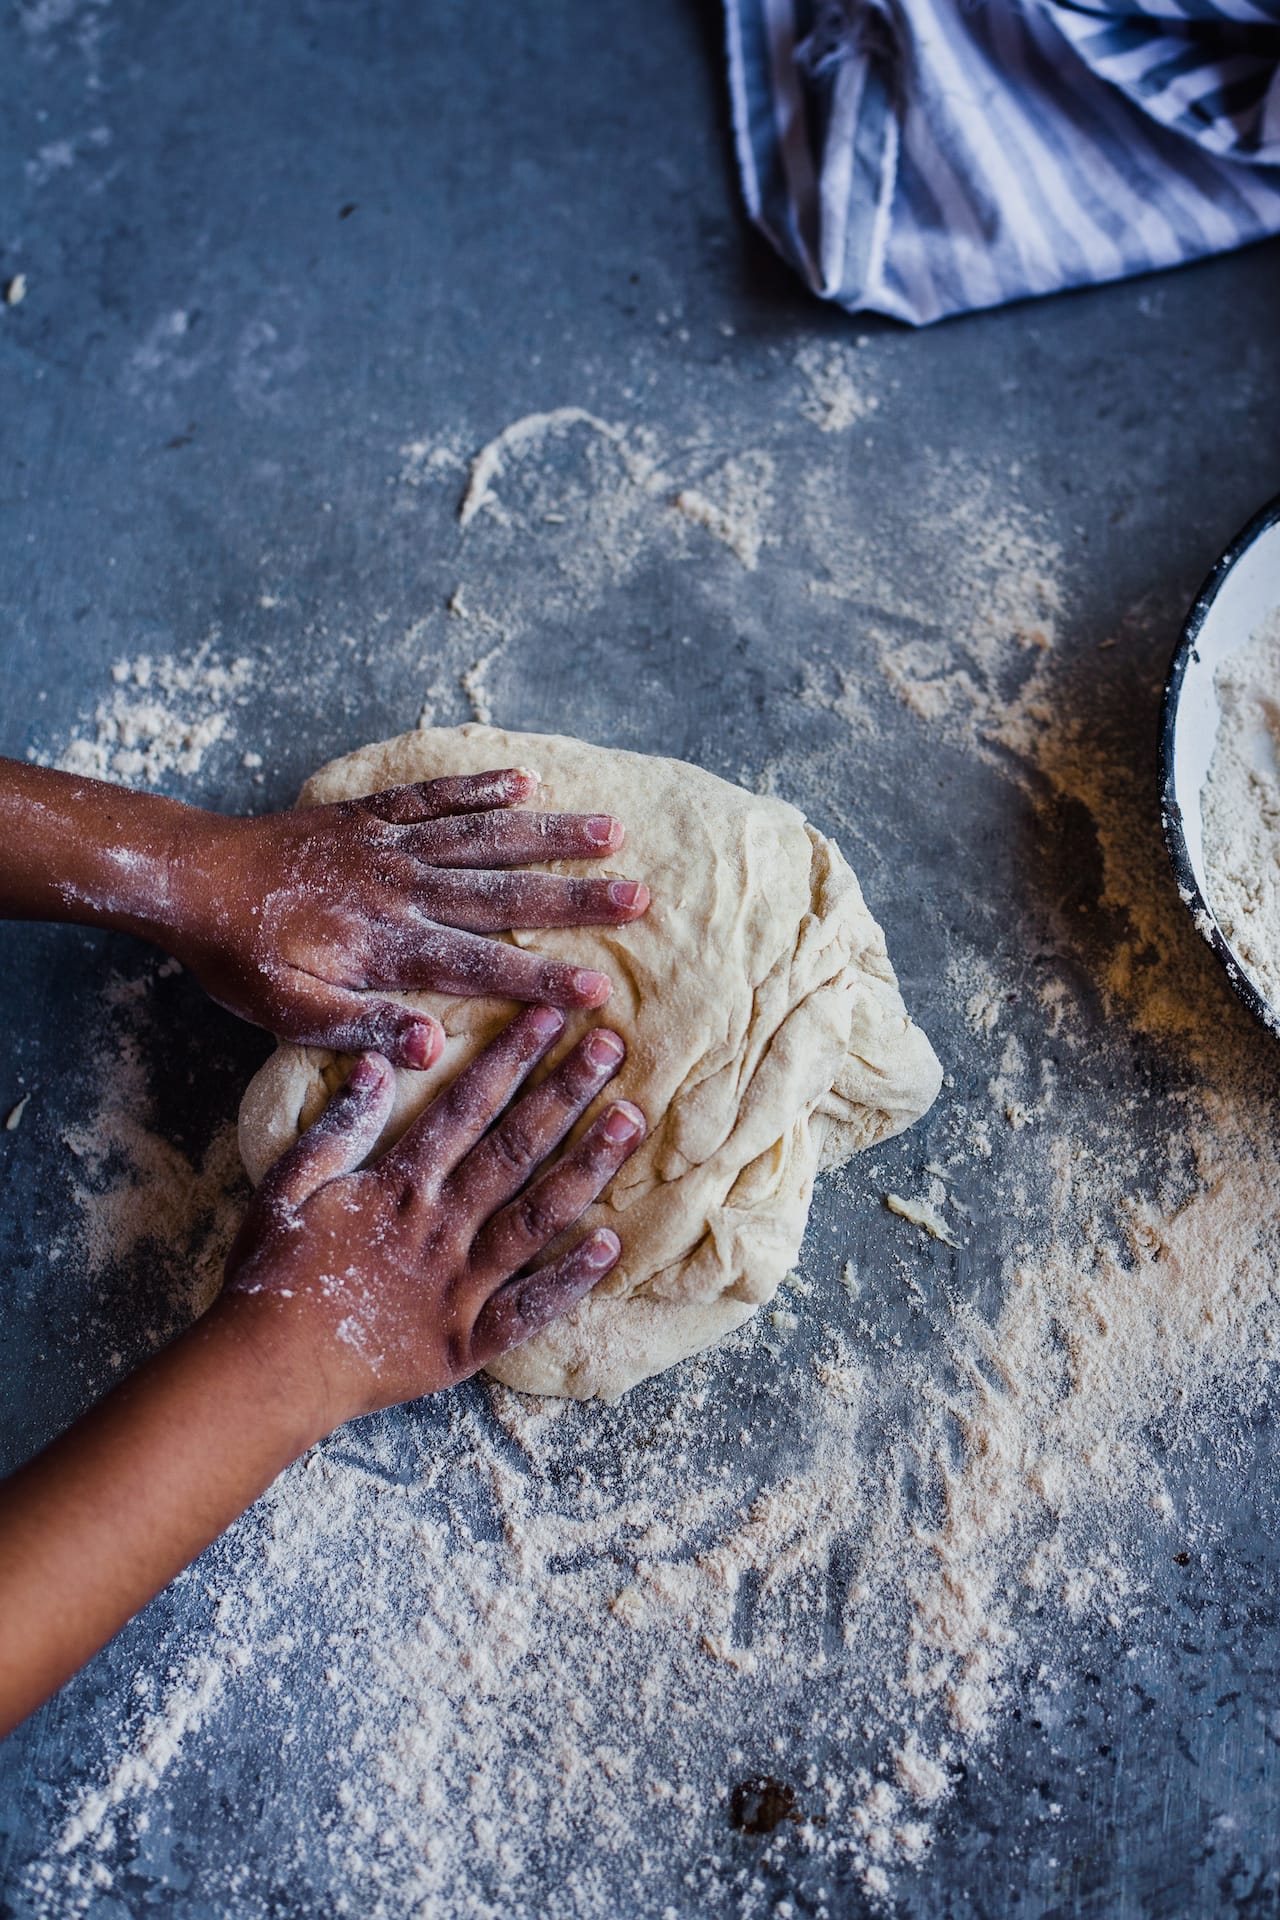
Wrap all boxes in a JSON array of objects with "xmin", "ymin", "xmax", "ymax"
[
  {"xmin": 513, "ymin": 1189, "xmax": 565, "ymax": 1244},
  {"xmin": 579, "ymin": 1132, "xmax": 622, "ymax": 1176},
  {"xmin": 559, "ymin": 1054, "xmax": 610, "ymax": 1101},
  {"xmin": 441, "ymin": 1315, "xmax": 474, "ymax": 1380},
  {"xmin": 454, "ymin": 809, "xmax": 492, "ymax": 843},
  {"xmin": 391, "ymin": 1182, "xmax": 439, "ymax": 1231},
  {"xmin": 486, "ymin": 1118, "xmax": 540, "ymax": 1177}
]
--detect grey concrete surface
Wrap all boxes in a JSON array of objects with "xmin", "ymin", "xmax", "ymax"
[{"xmin": 3, "ymin": 2, "xmax": 1280, "ymax": 1916}]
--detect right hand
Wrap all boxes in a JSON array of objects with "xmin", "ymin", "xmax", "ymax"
[
  {"xmin": 221, "ymin": 1005, "xmax": 644, "ymax": 1428},
  {"xmin": 169, "ymin": 768, "xmax": 650, "ymax": 1068}
]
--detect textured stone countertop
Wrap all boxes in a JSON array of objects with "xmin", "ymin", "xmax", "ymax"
[{"xmin": 3, "ymin": 4, "xmax": 1280, "ymax": 1916}]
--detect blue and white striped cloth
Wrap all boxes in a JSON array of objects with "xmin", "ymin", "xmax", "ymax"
[{"xmin": 724, "ymin": 0, "xmax": 1280, "ymax": 322}]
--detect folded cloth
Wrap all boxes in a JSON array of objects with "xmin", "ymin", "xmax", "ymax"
[{"xmin": 723, "ymin": 0, "xmax": 1280, "ymax": 323}]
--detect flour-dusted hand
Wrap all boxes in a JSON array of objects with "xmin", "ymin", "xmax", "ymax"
[
  {"xmin": 171, "ymin": 769, "xmax": 649, "ymax": 1066},
  {"xmin": 224, "ymin": 1005, "xmax": 645, "ymax": 1423},
  {"xmin": 0, "ymin": 1002, "xmax": 645, "ymax": 1740},
  {"xmin": 0, "ymin": 759, "xmax": 649, "ymax": 1068}
]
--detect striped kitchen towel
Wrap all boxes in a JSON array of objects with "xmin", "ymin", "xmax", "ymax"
[{"xmin": 724, "ymin": 0, "xmax": 1280, "ymax": 322}]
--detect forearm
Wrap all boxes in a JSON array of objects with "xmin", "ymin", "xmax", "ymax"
[
  {"xmin": 0, "ymin": 1294, "xmax": 329, "ymax": 1738},
  {"xmin": 0, "ymin": 757, "xmax": 216, "ymax": 942}
]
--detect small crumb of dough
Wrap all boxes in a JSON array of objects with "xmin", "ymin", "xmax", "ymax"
[
  {"xmin": 4, "ymin": 274, "xmax": 26, "ymax": 307},
  {"xmin": 610, "ymin": 1586, "xmax": 646, "ymax": 1626},
  {"xmin": 5, "ymin": 1093, "xmax": 31, "ymax": 1131},
  {"xmin": 885, "ymin": 1192, "xmax": 959, "ymax": 1247}
]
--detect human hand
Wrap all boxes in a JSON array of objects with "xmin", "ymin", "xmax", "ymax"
[
  {"xmin": 0, "ymin": 1001, "xmax": 642, "ymax": 1735},
  {"xmin": 222, "ymin": 1003, "xmax": 644, "ymax": 1427},
  {"xmin": 170, "ymin": 768, "xmax": 649, "ymax": 1067}
]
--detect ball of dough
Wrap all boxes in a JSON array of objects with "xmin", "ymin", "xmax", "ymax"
[{"xmin": 238, "ymin": 725, "xmax": 942, "ymax": 1400}]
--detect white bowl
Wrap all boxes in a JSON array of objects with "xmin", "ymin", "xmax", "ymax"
[{"xmin": 1159, "ymin": 493, "xmax": 1280, "ymax": 1036}]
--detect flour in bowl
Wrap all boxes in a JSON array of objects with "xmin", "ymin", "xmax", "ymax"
[{"xmin": 1202, "ymin": 608, "xmax": 1280, "ymax": 1017}]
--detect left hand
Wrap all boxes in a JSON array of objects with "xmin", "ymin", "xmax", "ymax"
[
  {"xmin": 223, "ymin": 1004, "xmax": 644, "ymax": 1423},
  {"xmin": 0, "ymin": 1003, "xmax": 644, "ymax": 1739},
  {"xmin": 170, "ymin": 767, "xmax": 649, "ymax": 1067}
]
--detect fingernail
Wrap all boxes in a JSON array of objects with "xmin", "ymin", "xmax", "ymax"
[
  {"xmin": 585, "ymin": 815, "xmax": 619, "ymax": 846},
  {"xmin": 403, "ymin": 1022, "xmax": 438, "ymax": 1069},
  {"xmin": 603, "ymin": 1102, "xmax": 642, "ymax": 1143},
  {"xmin": 529, "ymin": 1005, "xmax": 564, "ymax": 1039},
  {"xmin": 573, "ymin": 969, "xmax": 611, "ymax": 1003},
  {"xmin": 585, "ymin": 1029, "xmax": 624, "ymax": 1068},
  {"xmin": 586, "ymin": 1230, "xmax": 620, "ymax": 1269},
  {"xmin": 514, "ymin": 766, "xmax": 540, "ymax": 789},
  {"xmin": 609, "ymin": 880, "xmax": 646, "ymax": 911}
]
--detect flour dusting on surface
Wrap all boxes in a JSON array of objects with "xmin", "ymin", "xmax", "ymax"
[
  {"xmin": 795, "ymin": 342, "xmax": 877, "ymax": 433},
  {"xmin": 35, "ymin": 644, "xmax": 256, "ymax": 787},
  {"xmin": 60, "ymin": 975, "xmax": 243, "ymax": 1320},
  {"xmin": 672, "ymin": 450, "xmax": 775, "ymax": 571}
]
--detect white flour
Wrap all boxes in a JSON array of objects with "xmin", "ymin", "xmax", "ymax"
[
  {"xmin": 59, "ymin": 975, "xmax": 244, "ymax": 1335},
  {"xmin": 37, "ymin": 643, "xmax": 256, "ymax": 787},
  {"xmin": 794, "ymin": 342, "xmax": 877, "ymax": 433},
  {"xmin": 672, "ymin": 450, "xmax": 775, "ymax": 570},
  {"xmin": 1202, "ymin": 607, "xmax": 1280, "ymax": 1015}
]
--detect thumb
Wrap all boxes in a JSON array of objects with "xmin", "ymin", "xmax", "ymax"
[{"xmin": 257, "ymin": 1053, "xmax": 397, "ymax": 1212}]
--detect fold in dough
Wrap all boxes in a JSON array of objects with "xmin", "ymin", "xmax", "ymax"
[{"xmin": 237, "ymin": 725, "xmax": 943, "ymax": 1401}]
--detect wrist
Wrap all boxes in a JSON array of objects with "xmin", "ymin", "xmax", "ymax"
[
  {"xmin": 154, "ymin": 805, "xmax": 241, "ymax": 963},
  {"xmin": 0, "ymin": 760, "xmax": 224, "ymax": 948},
  {"xmin": 95, "ymin": 792, "xmax": 211, "ymax": 948},
  {"xmin": 198, "ymin": 1287, "xmax": 359, "ymax": 1448}
]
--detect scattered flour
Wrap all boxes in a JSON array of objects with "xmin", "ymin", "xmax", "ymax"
[
  {"xmin": 457, "ymin": 406, "xmax": 773, "ymax": 574},
  {"xmin": 459, "ymin": 645, "xmax": 504, "ymax": 725},
  {"xmin": 36, "ymin": 643, "xmax": 256, "ymax": 787},
  {"xmin": 398, "ymin": 430, "xmax": 467, "ymax": 490},
  {"xmin": 795, "ymin": 343, "xmax": 877, "ymax": 433},
  {"xmin": 950, "ymin": 954, "xmax": 1006, "ymax": 1036},
  {"xmin": 60, "ymin": 975, "xmax": 243, "ymax": 1319},
  {"xmin": 886, "ymin": 1187, "xmax": 959, "ymax": 1248},
  {"xmin": 1201, "ymin": 607, "xmax": 1280, "ymax": 1015},
  {"xmin": 798, "ymin": 460, "xmax": 1061, "ymax": 776},
  {"xmin": 458, "ymin": 409, "xmax": 625, "ymax": 529},
  {"xmin": 672, "ymin": 451, "xmax": 774, "ymax": 571}
]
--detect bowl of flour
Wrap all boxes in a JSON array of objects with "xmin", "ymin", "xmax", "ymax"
[{"xmin": 1161, "ymin": 493, "xmax": 1280, "ymax": 1035}]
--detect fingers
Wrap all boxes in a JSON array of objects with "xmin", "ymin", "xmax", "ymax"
[
  {"xmin": 258, "ymin": 1054, "xmax": 396, "ymax": 1212},
  {"xmin": 359, "ymin": 768, "xmax": 538, "ymax": 824},
  {"xmin": 400, "ymin": 809, "xmax": 625, "ymax": 867},
  {"xmin": 282, "ymin": 975, "xmax": 445, "ymax": 1070},
  {"xmin": 380, "ymin": 922, "xmax": 613, "ymax": 1008},
  {"xmin": 466, "ymin": 1099, "xmax": 645, "ymax": 1284},
  {"xmin": 469, "ymin": 1228, "xmax": 621, "ymax": 1368},
  {"xmin": 401, "ymin": 870, "xmax": 648, "ymax": 935},
  {"xmin": 448, "ymin": 1029, "xmax": 631, "ymax": 1222},
  {"xmin": 374, "ymin": 1004, "xmax": 566, "ymax": 1185}
]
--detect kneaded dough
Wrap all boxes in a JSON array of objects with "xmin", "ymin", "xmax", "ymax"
[{"xmin": 238, "ymin": 725, "xmax": 942, "ymax": 1401}]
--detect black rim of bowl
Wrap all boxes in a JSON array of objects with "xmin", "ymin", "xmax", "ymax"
[{"xmin": 1158, "ymin": 488, "xmax": 1280, "ymax": 1036}]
